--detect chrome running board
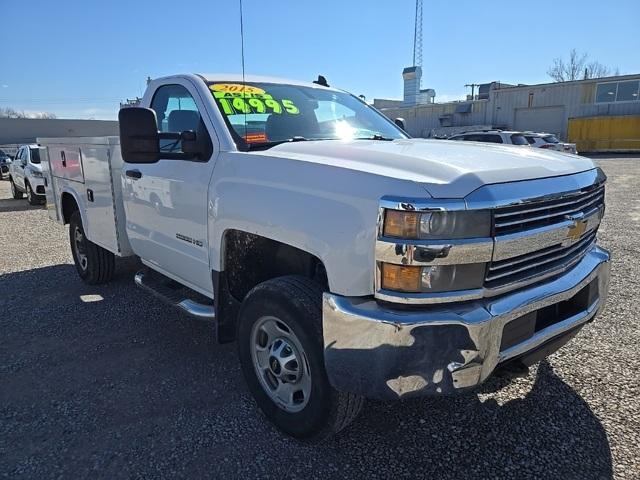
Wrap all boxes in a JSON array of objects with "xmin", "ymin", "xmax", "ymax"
[{"xmin": 134, "ymin": 270, "xmax": 216, "ymax": 321}]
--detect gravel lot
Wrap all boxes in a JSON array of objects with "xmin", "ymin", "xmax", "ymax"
[{"xmin": 1, "ymin": 157, "xmax": 639, "ymax": 479}]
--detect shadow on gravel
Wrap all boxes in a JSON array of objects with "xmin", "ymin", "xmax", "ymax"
[
  {"xmin": 335, "ymin": 360, "xmax": 613, "ymax": 478},
  {"xmin": 0, "ymin": 197, "xmax": 46, "ymax": 213},
  {"xmin": 0, "ymin": 262, "xmax": 613, "ymax": 478}
]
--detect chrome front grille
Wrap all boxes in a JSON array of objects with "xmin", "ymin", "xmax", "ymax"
[
  {"xmin": 486, "ymin": 231, "xmax": 597, "ymax": 288},
  {"xmin": 487, "ymin": 182, "xmax": 605, "ymax": 292},
  {"xmin": 493, "ymin": 184, "xmax": 605, "ymax": 236}
]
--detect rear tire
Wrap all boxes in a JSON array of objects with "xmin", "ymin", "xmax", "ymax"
[
  {"xmin": 10, "ymin": 178, "xmax": 23, "ymax": 199},
  {"xmin": 237, "ymin": 275, "xmax": 364, "ymax": 440},
  {"xmin": 26, "ymin": 182, "xmax": 38, "ymax": 205},
  {"xmin": 69, "ymin": 211, "xmax": 115, "ymax": 284}
]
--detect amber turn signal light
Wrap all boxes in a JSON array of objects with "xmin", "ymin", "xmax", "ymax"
[
  {"xmin": 383, "ymin": 210, "xmax": 420, "ymax": 238},
  {"xmin": 380, "ymin": 263, "xmax": 422, "ymax": 292}
]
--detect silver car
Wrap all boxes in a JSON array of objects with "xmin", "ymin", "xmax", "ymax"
[
  {"xmin": 0, "ymin": 149, "xmax": 12, "ymax": 179},
  {"xmin": 524, "ymin": 132, "xmax": 577, "ymax": 154}
]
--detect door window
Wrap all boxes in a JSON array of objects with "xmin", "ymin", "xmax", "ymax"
[
  {"xmin": 150, "ymin": 84, "xmax": 202, "ymax": 154},
  {"xmin": 18, "ymin": 148, "xmax": 26, "ymax": 165},
  {"xmin": 482, "ymin": 134, "xmax": 504, "ymax": 143},
  {"xmin": 509, "ymin": 134, "xmax": 529, "ymax": 145}
]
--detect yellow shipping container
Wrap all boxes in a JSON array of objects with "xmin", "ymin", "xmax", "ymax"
[{"xmin": 568, "ymin": 115, "xmax": 640, "ymax": 153}]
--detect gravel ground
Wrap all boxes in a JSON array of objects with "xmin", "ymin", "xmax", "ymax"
[{"xmin": 1, "ymin": 158, "xmax": 639, "ymax": 479}]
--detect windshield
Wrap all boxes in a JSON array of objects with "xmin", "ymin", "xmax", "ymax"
[
  {"xmin": 543, "ymin": 135, "xmax": 560, "ymax": 144},
  {"xmin": 208, "ymin": 82, "xmax": 408, "ymax": 150},
  {"xmin": 29, "ymin": 148, "xmax": 41, "ymax": 164}
]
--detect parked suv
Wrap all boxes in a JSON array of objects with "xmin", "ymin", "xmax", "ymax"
[
  {"xmin": 9, "ymin": 144, "xmax": 46, "ymax": 205},
  {"xmin": 0, "ymin": 149, "xmax": 11, "ymax": 180},
  {"xmin": 524, "ymin": 132, "xmax": 578, "ymax": 154},
  {"xmin": 448, "ymin": 130, "xmax": 530, "ymax": 146}
]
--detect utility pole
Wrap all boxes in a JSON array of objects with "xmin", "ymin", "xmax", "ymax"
[{"xmin": 465, "ymin": 83, "xmax": 480, "ymax": 100}]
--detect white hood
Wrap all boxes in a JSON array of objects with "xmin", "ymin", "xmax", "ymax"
[{"xmin": 260, "ymin": 138, "xmax": 595, "ymax": 198}]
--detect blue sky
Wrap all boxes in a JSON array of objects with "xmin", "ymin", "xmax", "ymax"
[{"xmin": 1, "ymin": 0, "xmax": 638, "ymax": 119}]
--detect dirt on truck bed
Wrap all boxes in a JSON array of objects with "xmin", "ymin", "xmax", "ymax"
[{"xmin": 1, "ymin": 157, "xmax": 639, "ymax": 479}]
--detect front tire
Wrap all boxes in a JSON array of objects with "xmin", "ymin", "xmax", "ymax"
[
  {"xmin": 10, "ymin": 178, "xmax": 23, "ymax": 199},
  {"xmin": 26, "ymin": 182, "xmax": 38, "ymax": 205},
  {"xmin": 237, "ymin": 275, "xmax": 364, "ymax": 440},
  {"xmin": 69, "ymin": 211, "xmax": 115, "ymax": 284}
]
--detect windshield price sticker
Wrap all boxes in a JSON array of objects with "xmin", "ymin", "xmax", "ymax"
[{"xmin": 209, "ymin": 84, "xmax": 300, "ymax": 116}]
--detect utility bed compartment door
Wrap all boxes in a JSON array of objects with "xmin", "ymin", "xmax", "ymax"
[
  {"xmin": 38, "ymin": 136, "xmax": 133, "ymax": 257},
  {"xmin": 48, "ymin": 146, "xmax": 85, "ymax": 183},
  {"xmin": 81, "ymin": 145, "xmax": 119, "ymax": 252}
]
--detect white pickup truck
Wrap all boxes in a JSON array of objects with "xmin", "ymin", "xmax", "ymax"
[{"xmin": 40, "ymin": 74, "xmax": 611, "ymax": 440}]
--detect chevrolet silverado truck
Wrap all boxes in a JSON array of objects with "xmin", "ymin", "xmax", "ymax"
[{"xmin": 40, "ymin": 74, "xmax": 611, "ymax": 440}]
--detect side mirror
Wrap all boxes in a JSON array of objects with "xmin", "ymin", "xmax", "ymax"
[
  {"xmin": 180, "ymin": 130, "xmax": 198, "ymax": 157},
  {"xmin": 394, "ymin": 118, "xmax": 406, "ymax": 131},
  {"xmin": 119, "ymin": 107, "xmax": 160, "ymax": 164},
  {"xmin": 181, "ymin": 118, "xmax": 213, "ymax": 161}
]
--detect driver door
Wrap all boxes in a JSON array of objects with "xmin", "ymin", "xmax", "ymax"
[
  {"xmin": 122, "ymin": 80, "xmax": 217, "ymax": 295},
  {"xmin": 14, "ymin": 147, "xmax": 26, "ymax": 189}
]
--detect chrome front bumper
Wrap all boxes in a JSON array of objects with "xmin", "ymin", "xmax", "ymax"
[{"xmin": 323, "ymin": 245, "xmax": 610, "ymax": 400}]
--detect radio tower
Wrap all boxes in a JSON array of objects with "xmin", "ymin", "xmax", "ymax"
[{"xmin": 412, "ymin": 0, "xmax": 423, "ymax": 72}]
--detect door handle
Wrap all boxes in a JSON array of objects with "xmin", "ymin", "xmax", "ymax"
[{"xmin": 126, "ymin": 169, "xmax": 142, "ymax": 179}]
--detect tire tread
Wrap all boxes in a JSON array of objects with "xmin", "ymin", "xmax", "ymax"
[
  {"xmin": 246, "ymin": 275, "xmax": 364, "ymax": 439},
  {"xmin": 70, "ymin": 211, "xmax": 115, "ymax": 284}
]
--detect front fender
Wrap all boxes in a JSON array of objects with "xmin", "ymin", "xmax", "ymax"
[{"xmin": 208, "ymin": 152, "xmax": 428, "ymax": 297}]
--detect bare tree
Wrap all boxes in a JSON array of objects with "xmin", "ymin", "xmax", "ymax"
[
  {"xmin": 0, "ymin": 107, "xmax": 57, "ymax": 119},
  {"xmin": 547, "ymin": 49, "xmax": 618, "ymax": 82},
  {"xmin": 0, "ymin": 107, "xmax": 26, "ymax": 118},
  {"xmin": 36, "ymin": 112, "xmax": 57, "ymax": 119}
]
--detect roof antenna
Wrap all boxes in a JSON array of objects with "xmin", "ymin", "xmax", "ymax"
[
  {"xmin": 239, "ymin": 0, "xmax": 248, "ymax": 140},
  {"xmin": 313, "ymin": 75, "xmax": 330, "ymax": 87}
]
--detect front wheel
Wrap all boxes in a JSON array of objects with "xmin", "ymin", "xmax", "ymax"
[
  {"xmin": 26, "ymin": 183, "xmax": 39, "ymax": 205},
  {"xmin": 237, "ymin": 276, "xmax": 363, "ymax": 440},
  {"xmin": 69, "ymin": 211, "xmax": 115, "ymax": 284},
  {"xmin": 10, "ymin": 178, "xmax": 23, "ymax": 199}
]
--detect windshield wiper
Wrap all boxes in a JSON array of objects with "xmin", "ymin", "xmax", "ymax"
[
  {"xmin": 354, "ymin": 134, "xmax": 394, "ymax": 141},
  {"xmin": 245, "ymin": 136, "xmax": 335, "ymax": 151}
]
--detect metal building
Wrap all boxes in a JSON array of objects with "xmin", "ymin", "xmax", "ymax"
[
  {"xmin": 376, "ymin": 73, "xmax": 640, "ymax": 152},
  {"xmin": 0, "ymin": 118, "xmax": 119, "ymax": 156}
]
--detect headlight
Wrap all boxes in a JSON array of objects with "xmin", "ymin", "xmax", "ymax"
[
  {"xmin": 383, "ymin": 210, "xmax": 490, "ymax": 239},
  {"xmin": 380, "ymin": 263, "xmax": 486, "ymax": 293},
  {"xmin": 30, "ymin": 170, "xmax": 43, "ymax": 178}
]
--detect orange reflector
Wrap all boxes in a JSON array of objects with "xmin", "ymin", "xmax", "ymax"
[
  {"xmin": 383, "ymin": 210, "xmax": 420, "ymax": 238},
  {"xmin": 381, "ymin": 263, "xmax": 422, "ymax": 292}
]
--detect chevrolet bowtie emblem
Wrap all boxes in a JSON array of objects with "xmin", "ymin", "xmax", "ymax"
[{"xmin": 566, "ymin": 218, "xmax": 587, "ymax": 241}]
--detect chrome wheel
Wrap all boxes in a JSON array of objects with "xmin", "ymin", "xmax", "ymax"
[
  {"xmin": 73, "ymin": 226, "xmax": 88, "ymax": 271},
  {"xmin": 10, "ymin": 180, "xmax": 15, "ymax": 196},
  {"xmin": 250, "ymin": 316, "xmax": 312, "ymax": 412},
  {"xmin": 27, "ymin": 184, "xmax": 33, "ymax": 202}
]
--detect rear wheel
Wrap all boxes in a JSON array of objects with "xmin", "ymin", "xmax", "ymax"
[
  {"xmin": 237, "ymin": 275, "xmax": 364, "ymax": 440},
  {"xmin": 10, "ymin": 178, "xmax": 23, "ymax": 199},
  {"xmin": 69, "ymin": 211, "xmax": 115, "ymax": 284}
]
